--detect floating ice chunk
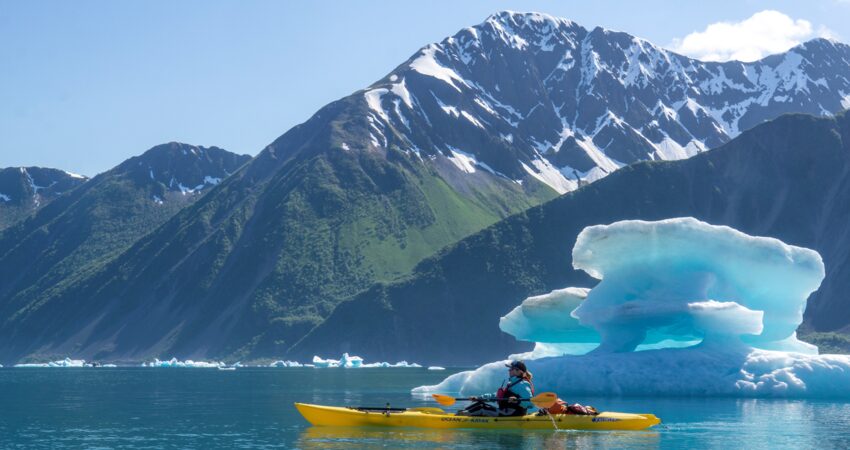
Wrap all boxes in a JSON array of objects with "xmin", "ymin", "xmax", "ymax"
[
  {"xmin": 311, "ymin": 353, "xmax": 421, "ymax": 368},
  {"xmin": 203, "ymin": 176, "xmax": 222, "ymax": 185},
  {"xmin": 312, "ymin": 355, "xmax": 339, "ymax": 368},
  {"xmin": 14, "ymin": 357, "xmax": 86, "ymax": 368},
  {"xmin": 362, "ymin": 361, "xmax": 422, "ymax": 368},
  {"xmin": 142, "ymin": 358, "xmax": 224, "ymax": 368},
  {"xmin": 339, "ymin": 353, "xmax": 364, "ymax": 368},
  {"xmin": 428, "ymin": 366, "xmax": 446, "ymax": 371},
  {"xmin": 269, "ymin": 360, "xmax": 303, "ymax": 368},
  {"xmin": 417, "ymin": 218, "xmax": 850, "ymax": 398},
  {"xmin": 0, "ymin": 194, "xmax": 10, "ymax": 202}
]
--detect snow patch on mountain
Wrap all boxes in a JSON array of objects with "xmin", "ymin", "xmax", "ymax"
[{"xmin": 409, "ymin": 46, "xmax": 468, "ymax": 92}]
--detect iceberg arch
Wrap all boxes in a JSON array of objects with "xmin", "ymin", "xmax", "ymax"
[{"xmin": 415, "ymin": 218, "xmax": 850, "ymax": 397}]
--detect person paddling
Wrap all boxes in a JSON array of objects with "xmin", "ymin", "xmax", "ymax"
[{"xmin": 457, "ymin": 360, "xmax": 534, "ymax": 417}]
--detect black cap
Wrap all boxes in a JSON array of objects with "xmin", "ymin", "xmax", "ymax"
[{"xmin": 505, "ymin": 360, "xmax": 527, "ymax": 372}]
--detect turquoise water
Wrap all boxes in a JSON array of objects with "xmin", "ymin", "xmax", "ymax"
[{"xmin": 1, "ymin": 367, "xmax": 849, "ymax": 449}]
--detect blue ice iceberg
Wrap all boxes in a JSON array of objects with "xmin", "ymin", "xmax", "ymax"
[{"xmin": 415, "ymin": 218, "xmax": 850, "ymax": 397}]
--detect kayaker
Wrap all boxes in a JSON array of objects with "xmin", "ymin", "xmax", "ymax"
[{"xmin": 457, "ymin": 360, "xmax": 534, "ymax": 417}]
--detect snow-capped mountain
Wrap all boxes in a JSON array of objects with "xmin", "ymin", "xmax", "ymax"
[
  {"xmin": 358, "ymin": 11, "xmax": 850, "ymax": 193},
  {"xmin": 0, "ymin": 167, "xmax": 88, "ymax": 229}
]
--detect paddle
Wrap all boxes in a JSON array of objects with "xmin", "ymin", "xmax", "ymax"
[{"xmin": 432, "ymin": 392, "xmax": 558, "ymax": 409}]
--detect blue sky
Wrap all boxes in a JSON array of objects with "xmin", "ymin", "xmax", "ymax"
[{"xmin": 2, "ymin": 0, "xmax": 849, "ymax": 175}]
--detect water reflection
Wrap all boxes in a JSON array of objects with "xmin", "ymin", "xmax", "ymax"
[{"xmin": 297, "ymin": 426, "xmax": 662, "ymax": 449}]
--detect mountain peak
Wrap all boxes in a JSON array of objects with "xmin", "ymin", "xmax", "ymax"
[
  {"xmin": 114, "ymin": 143, "xmax": 251, "ymax": 200},
  {"xmin": 484, "ymin": 10, "xmax": 577, "ymax": 30}
]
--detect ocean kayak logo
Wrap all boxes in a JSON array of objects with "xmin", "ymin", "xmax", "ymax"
[
  {"xmin": 441, "ymin": 418, "xmax": 489, "ymax": 423},
  {"xmin": 592, "ymin": 417, "xmax": 620, "ymax": 422}
]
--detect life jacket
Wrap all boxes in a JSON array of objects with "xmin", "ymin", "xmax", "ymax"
[{"xmin": 496, "ymin": 377, "xmax": 534, "ymax": 411}]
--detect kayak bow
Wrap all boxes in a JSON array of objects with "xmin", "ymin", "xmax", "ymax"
[{"xmin": 294, "ymin": 403, "xmax": 660, "ymax": 431}]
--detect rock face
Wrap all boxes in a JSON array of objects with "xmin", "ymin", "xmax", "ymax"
[
  {"xmin": 293, "ymin": 112, "xmax": 850, "ymax": 365},
  {"xmin": 0, "ymin": 167, "xmax": 87, "ymax": 230}
]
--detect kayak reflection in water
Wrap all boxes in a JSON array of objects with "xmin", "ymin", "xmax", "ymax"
[{"xmin": 457, "ymin": 360, "xmax": 534, "ymax": 417}]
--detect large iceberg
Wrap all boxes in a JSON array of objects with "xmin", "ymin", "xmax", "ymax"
[{"xmin": 415, "ymin": 218, "xmax": 850, "ymax": 397}]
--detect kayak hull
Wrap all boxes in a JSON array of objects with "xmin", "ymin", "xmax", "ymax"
[{"xmin": 294, "ymin": 403, "xmax": 660, "ymax": 431}]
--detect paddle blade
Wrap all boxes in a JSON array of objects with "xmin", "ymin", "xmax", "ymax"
[
  {"xmin": 431, "ymin": 394, "xmax": 457, "ymax": 406},
  {"xmin": 530, "ymin": 392, "xmax": 558, "ymax": 409}
]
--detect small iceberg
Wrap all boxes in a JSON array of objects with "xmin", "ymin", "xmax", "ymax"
[
  {"xmin": 14, "ymin": 357, "xmax": 86, "ymax": 368},
  {"xmin": 311, "ymin": 353, "xmax": 421, "ymax": 368},
  {"xmin": 428, "ymin": 366, "xmax": 446, "ymax": 371},
  {"xmin": 269, "ymin": 360, "xmax": 304, "ymax": 368},
  {"xmin": 415, "ymin": 218, "xmax": 850, "ymax": 398},
  {"xmin": 141, "ymin": 357, "xmax": 224, "ymax": 368}
]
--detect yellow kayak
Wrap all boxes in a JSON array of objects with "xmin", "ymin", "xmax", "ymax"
[{"xmin": 294, "ymin": 403, "xmax": 661, "ymax": 431}]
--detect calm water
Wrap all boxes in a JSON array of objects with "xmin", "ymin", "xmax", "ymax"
[{"xmin": 1, "ymin": 367, "xmax": 849, "ymax": 449}]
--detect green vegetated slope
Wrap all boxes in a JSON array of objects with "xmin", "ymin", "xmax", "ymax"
[
  {"xmin": 293, "ymin": 112, "xmax": 850, "ymax": 364},
  {"xmin": 0, "ymin": 144, "xmax": 250, "ymax": 358},
  {"xmin": 0, "ymin": 97, "xmax": 556, "ymax": 363}
]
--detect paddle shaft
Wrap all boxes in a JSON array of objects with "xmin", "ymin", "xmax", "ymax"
[{"xmin": 456, "ymin": 397, "xmax": 533, "ymax": 403}]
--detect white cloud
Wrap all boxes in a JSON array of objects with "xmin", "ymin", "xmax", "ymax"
[{"xmin": 669, "ymin": 10, "xmax": 838, "ymax": 62}]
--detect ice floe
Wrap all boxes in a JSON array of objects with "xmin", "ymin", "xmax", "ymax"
[
  {"xmin": 415, "ymin": 218, "xmax": 850, "ymax": 398},
  {"xmin": 15, "ymin": 358, "xmax": 86, "ymax": 368},
  {"xmin": 269, "ymin": 360, "xmax": 304, "ymax": 368},
  {"xmin": 141, "ymin": 358, "xmax": 225, "ymax": 368},
  {"xmin": 311, "ymin": 353, "xmax": 421, "ymax": 368}
]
